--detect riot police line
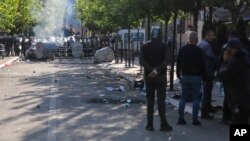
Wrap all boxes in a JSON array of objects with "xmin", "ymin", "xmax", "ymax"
[{"xmin": 0, "ymin": 34, "xmax": 110, "ymax": 60}]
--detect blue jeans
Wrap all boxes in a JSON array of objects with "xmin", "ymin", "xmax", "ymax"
[{"xmin": 179, "ymin": 76, "xmax": 202, "ymax": 120}]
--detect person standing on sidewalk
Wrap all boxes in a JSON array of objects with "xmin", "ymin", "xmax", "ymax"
[
  {"xmin": 176, "ymin": 31, "xmax": 206, "ymax": 125},
  {"xmin": 218, "ymin": 39, "xmax": 250, "ymax": 124},
  {"xmin": 217, "ymin": 30, "xmax": 239, "ymax": 124},
  {"xmin": 139, "ymin": 28, "xmax": 172, "ymax": 132},
  {"xmin": 197, "ymin": 29, "xmax": 217, "ymax": 119}
]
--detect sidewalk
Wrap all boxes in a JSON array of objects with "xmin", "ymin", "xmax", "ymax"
[
  {"xmin": 98, "ymin": 57, "xmax": 224, "ymax": 118},
  {"xmin": 0, "ymin": 56, "xmax": 19, "ymax": 69}
]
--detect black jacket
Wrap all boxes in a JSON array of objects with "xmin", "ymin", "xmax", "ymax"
[
  {"xmin": 218, "ymin": 49, "xmax": 250, "ymax": 109},
  {"xmin": 176, "ymin": 44, "xmax": 206, "ymax": 80},
  {"xmin": 139, "ymin": 39, "xmax": 169, "ymax": 77}
]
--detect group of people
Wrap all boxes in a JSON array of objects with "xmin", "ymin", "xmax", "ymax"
[
  {"xmin": 0, "ymin": 35, "xmax": 32, "ymax": 58},
  {"xmin": 139, "ymin": 27, "xmax": 250, "ymax": 132}
]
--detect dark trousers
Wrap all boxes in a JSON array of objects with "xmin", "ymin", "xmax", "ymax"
[
  {"xmin": 222, "ymin": 84, "xmax": 231, "ymax": 120},
  {"xmin": 232, "ymin": 107, "xmax": 250, "ymax": 125},
  {"xmin": 145, "ymin": 75, "xmax": 167, "ymax": 124},
  {"xmin": 201, "ymin": 78, "xmax": 213, "ymax": 110}
]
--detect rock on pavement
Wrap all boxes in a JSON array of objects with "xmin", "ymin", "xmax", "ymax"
[{"xmin": 94, "ymin": 47, "xmax": 114, "ymax": 63}]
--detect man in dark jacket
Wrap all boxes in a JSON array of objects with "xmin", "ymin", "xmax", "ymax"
[
  {"xmin": 176, "ymin": 31, "xmax": 206, "ymax": 125},
  {"xmin": 139, "ymin": 29, "xmax": 172, "ymax": 132},
  {"xmin": 218, "ymin": 39, "xmax": 250, "ymax": 124},
  {"xmin": 197, "ymin": 29, "xmax": 217, "ymax": 119}
]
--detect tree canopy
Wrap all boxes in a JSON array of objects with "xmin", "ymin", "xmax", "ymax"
[{"xmin": 0, "ymin": 0, "xmax": 41, "ymax": 34}]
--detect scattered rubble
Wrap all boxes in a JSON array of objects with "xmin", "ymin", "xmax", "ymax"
[{"xmin": 106, "ymin": 86, "xmax": 126, "ymax": 92}]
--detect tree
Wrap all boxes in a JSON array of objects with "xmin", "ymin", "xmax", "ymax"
[
  {"xmin": 76, "ymin": 0, "xmax": 143, "ymax": 35},
  {"xmin": 151, "ymin": 0, "xmax": 174, "ymax": 42},
  {"xmin": 0, "ymin": 0, "xmax": 41, "ymax": 34}
]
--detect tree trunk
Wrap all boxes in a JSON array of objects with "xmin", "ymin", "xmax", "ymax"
[
  {"xmin": 231, "ymin": 9, "xmax": 239, "ymax": 25},
  {"xmin": 169, "ymin": 4, "xmax": 177, "ymax": 91},
  {"xmin": 145, "ymin": 11, "xmax": 151, "ymax": 41},
  {"xmin": 193, "ymin": 0, "xmax": 202, "ymax": 31},
  {"xmin": 208, "ymin": 6, "xmax": 213, "ymax": 25},
  {"xmin": 193, "ymin": 11, "xmax": 198, "ymax": 32},
  {"xmin": 164, "ymin": 19, "xmax": 169, "ymax": 44},
  {"xmin": 203, "ymin": 7, "xmax": 207, "ymax": 21}
]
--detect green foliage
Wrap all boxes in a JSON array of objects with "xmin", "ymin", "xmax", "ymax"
[
  {"xmin": 76, "ymin": 0, "xmax": 144, "ymax": 34},
  {"xmin": 0, "ymin": 0, "xmax": 41, "ymax": 34},
  {"xmin": 76, "ymin": 0, "xmax": 176, "ymax": 34},
  {"xmin": 151, "ymin": 0, "xmax": 174, "ymax": 23}
]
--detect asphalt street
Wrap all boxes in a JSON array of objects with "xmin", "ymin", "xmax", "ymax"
[{"xmin": 0, "ymin": 58, "xmax": 229, "ymax": 141}]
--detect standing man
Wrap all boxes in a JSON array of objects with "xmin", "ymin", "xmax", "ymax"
[
  {"xmin": 176, "ymin": 31, "xmax": 206, "ymax": 125},
  {"xmin": 197, "ymin": 29, "xmax": 217, "ymax": 119},
  {"xmin": 139, "ymin": 29, "xmax": 172, "ymax": 132}
]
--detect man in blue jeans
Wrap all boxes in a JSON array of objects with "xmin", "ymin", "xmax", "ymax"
[{"xmin": 176, "ymin": 31, "xmax": 206, "ymax": 125}]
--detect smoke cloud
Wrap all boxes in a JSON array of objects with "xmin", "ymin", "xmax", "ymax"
[
  {"xmin": 65, "ymin": 0, "xmax": 81, "ymax": 27},
  {"xmin": 33, "ymin": 0, "xmax": 66, "ymax": 38},
  {"xmin": 33, "ymin": 0, "xmax": 80, "ymax": 38}
]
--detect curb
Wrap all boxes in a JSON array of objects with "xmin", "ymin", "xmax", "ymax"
[{"xmin": 0, "ymin": 57, "xmax": 19, "ymax": 69}]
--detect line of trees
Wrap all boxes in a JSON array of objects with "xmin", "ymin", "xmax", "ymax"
[
  {"xmin": 0, "ymin": 0, "xmax": 248, "ymax": 35},
  {"xmin": 76, "ymin": 0, "xmax": 250, "ymax": 35}
]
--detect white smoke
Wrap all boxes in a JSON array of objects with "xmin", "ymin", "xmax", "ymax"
[
  {"xmin": 65, "ymin": 0, "xmax": 81, "ymax": 26},
  {"xmin": 33, "ymin": 0, "xmax": 67, "ymax": 38}
]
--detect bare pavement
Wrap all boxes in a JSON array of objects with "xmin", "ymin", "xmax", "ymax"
[{"xmin": 0, "ymin": 56, "xmax": 229, "ymax": 141}]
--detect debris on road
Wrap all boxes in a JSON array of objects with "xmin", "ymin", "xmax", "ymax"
[
  {"xmin": 99, "ymin": 94, "xmax": 105, "ymax": 97},
  {"xmin": 168, "ymin": 136, "xmax": 173, "ymax": 141},
  {"xmin": 121, "ymin": 103, "xmax": 130, "ymax": 108},
  {"xmin": 119, "ymin": 86, "xmax": 126, "ymax": 91},
  {"xmin": 126, "ymin": 99, "xmax": 131, "ymax": 103},
  {"xmin": 106, "ymin": 86, "xmax": 126, "ymax": 92},
  {"xmin": 106, "ymin": 87, "xmax": 114, "ymax": 91},
  {"xmin": 140, "ymin": 92, "xmax": 146, "ymax": 96},
  {"xmin": 86, "ymin": 75, "xmax": 92, "ymax": 79},
  {"xmin": 103, "ymin": 99, "xmax": 109, "ymax": 104}
]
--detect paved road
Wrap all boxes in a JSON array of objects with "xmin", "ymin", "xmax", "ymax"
[{"xmin": 0, "ymin": 59, "xmax": 229, "ymax": 141}]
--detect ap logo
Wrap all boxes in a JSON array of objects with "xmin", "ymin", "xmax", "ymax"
[
  {"xmin": 234, "ymin": 129, "xmax": 247, "ymax": 136},
  {"xmin": 230, "ymin": 125, "xmax": 250, "ymax": 141}
]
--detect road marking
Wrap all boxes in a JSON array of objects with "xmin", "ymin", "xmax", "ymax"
[
  {"xmin": 0, "ymin": 57, "xmax": 19, "ymax": 69},
  {"xmin": 47, "ymin": 76, "xmax": 57, "ymax": 141}
]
